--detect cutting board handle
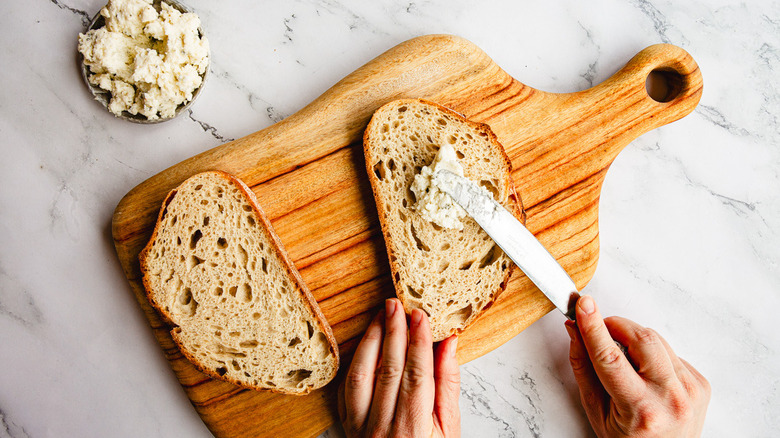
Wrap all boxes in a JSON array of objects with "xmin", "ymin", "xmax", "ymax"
[
  {"xmin": 600, "ymin": 43, "xmax": 702, "ymax": 111},
  {"xmin": 497, "ymin": 43, "xmax": 702, "ymax": 210},
  {"xmin": 587, "ymin": 43, "xmax": 703, "ymax": 161}
]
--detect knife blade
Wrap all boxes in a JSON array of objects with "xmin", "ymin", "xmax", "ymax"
[{"xmin": 434, "ymin": 170, "xmax": 580, "ymax": 320}]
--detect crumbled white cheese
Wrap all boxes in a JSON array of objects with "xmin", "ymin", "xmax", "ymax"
[
  {"xmin": 101, "ymin": 0, "xmax": 158, "ymax": 37},
  {"xmin": 411, "ymin": 143, "xmax": 469, "ymax": 230},
  {"xmin": 78, "ymin": 0, "xmax": 209, "ymax": 120}
]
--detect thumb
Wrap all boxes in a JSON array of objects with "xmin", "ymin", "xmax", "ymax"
[
  {"xmin": 576, "ymin": 295, "xmax": 644, "ymax": 409},
  {"xmin": 566, "ymin": 320, "xmax": 608, "ymax": 433}
]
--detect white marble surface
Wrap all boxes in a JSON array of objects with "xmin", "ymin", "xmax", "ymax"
[{"xmin": 1, "ymin": 0, "xmax": 778, "ymax": 437}]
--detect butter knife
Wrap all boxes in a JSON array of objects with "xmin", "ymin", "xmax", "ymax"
[{"xmin": 434, "ymin": 170, "xmax": 580, "ymax": 320}]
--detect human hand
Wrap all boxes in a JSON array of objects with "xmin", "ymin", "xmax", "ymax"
[
  {"xmin": 566, "ymin": 295, "xmax": 711, "ymax": 437},
  {"xmin": 338, "ymin": 298, "xmax": 461, "ymax": 437}
]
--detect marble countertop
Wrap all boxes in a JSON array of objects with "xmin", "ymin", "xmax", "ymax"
[{"xmin": 2, "ymin": 0, "xmax": 778, "ymax": 436}]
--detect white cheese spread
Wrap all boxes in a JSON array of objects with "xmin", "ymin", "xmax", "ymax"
[
  {"xmin": 432, "ymin": 169, "xmax": 500, "ymax": 221},
  {"xmin": 78, "ymin": 0, "xmax": 209, "ymax": 120},
  {"xmin": 411, "ymin": 143, "xmax": 469, "ymax": 230}
]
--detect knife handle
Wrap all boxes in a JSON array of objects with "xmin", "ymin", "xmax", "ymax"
[{"xmin": 614, "ymin": 341, "xmax": 636, "ymax": 369}]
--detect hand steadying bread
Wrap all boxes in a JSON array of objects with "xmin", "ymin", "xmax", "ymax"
[
  {"xmin": 139, "ymin": 171, "xmax": 339, "ymax": 395},
  {"xmin": 363, "ymin": 98, "xmax": 524, "ymax": 341}
]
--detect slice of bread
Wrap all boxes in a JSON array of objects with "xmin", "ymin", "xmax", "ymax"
[
  {"xmin": 139, "ymin": 171, "xmax": 339, "ymax": 395},
  {"xmin": 364, "ymin": 99, "xmax": 524, "ymax": 341}
]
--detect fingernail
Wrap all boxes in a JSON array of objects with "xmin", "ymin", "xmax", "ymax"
[
  {"xmin": 385, "ymin": 299, "xmax": 396, "ymax": 318},
  {"xmin": 449, "ymin": 337, "xmax": 458, "ymax": 358},
  {"xmin": 411, "ymin": 308, "xmax": 423, "ymax": 327},
  {"xmin": 565, "ymin": 322, "xmax": 577, "ymax": 342},
  {"xmin": 579, "ymin": 295, "xmax": 595, "ymax": 315}
]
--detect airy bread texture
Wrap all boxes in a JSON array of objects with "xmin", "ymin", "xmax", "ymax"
[
  {"xmin": 364, "ymin": 99, "xmax": 524, "ymax": 341},
  {"xmin": 139, "ymin": 171, "xmax": 339, "ymax": 395}
]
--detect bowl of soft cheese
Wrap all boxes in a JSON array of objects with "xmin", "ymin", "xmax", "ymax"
[{"xmin": 78, "ymin": 0, "xmax": 210, "ymax": 123}]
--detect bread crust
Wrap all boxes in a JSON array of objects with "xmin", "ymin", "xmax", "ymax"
[
  {"xmin": 363, "ymin": 98, "xmax": 525, "ymax": 340},
  {"xmin": 139, "ymin": 170, "xmax": 339, "ymax": 395}
]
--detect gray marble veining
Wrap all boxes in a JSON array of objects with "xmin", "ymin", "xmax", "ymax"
[{"xmin": 1, "ymin": 0, "xmax": 778, "ymax": 436}]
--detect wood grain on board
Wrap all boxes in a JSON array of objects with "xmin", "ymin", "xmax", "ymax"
[{"xmin": 112, "ymin": 35, "xmax": 702, "ymax": 437}]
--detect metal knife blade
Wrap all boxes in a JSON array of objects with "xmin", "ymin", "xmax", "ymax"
[{"xmin": 434, "ymin": 170, "xmax": 580, "ymax": 320}]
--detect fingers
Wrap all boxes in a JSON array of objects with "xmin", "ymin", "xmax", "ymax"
[
  {"xmin": 679, "ymin": 357, "xmax": 712, "ymax": 403},
  {"xmin": 649, "ymin": 329, "xmax": 711, "ymax": 403},
  {"xmin": 434, "ymin": 335, "xmax": 460, "ymax": 436},
  {"xmin": 642, "ymin": 326, "xmax": 711, "ymax": 403},
  {"xmin": 575, "ymin": 295, "xmax": 645, "ymax": 408},
  {"xmin": 343, "ymin": 310, "xmax": 384, "ymax": 435},
  {"xmin": 395, "ymin": 309, "xmax": 436, "ymax": 437},
  {"xmin": 604, "ymin": 316, "xmax": 678, "ymax": 385},
  {"xmin": 344, "ymin": 300, "xmax": 460, "ymax": 437},
  {"xmin": 565, "ymin": 320, "xmax": 608, "ymax": 433},
  {"xmin": 651, "ymin": 325, "xmax": 702, "ymax": 386},
  {"xmin": 366, "ymin": 299, "xmax": 408, "ymax": 435}
]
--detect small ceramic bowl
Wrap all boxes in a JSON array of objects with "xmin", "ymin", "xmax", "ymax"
[{"xmin": 80, "ymin": 0, "xmax": 209, "ymax": 124}]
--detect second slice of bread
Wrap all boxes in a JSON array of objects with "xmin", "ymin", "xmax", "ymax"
[
  {"xmin": 139, "ymin": 171, "xmax": 339, "ymax": 394},
  {"xmin": 364, "ymin": 99, "xmax": 524, "ymax": 341}
]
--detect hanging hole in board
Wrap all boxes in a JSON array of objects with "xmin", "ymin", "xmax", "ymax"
[{"xmin": 645, "ymin": 68, "xmax": 684, "ymax": 103}]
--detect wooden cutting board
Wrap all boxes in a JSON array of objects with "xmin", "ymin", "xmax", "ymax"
[{"xmin": 112, "ymin": 35, "xmax": 702, "ymax": 437}]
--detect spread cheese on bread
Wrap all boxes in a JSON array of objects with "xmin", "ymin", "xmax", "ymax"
[
  {"xmin": 139, "ymin": 171, "xmax": 339, "ymax": 395},
  {"xmin": 364, "ymin": 99, "xmax": 524, "ymax": 341},
  {"xmin": 411, "ymin": 143, "xmax": 468, "ymax": 230}
]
